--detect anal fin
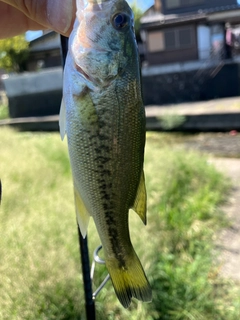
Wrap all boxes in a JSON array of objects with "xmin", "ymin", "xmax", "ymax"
[
  {"xmin": 74, "ymin": 186, "xmax": 91, "ymax": 238},
  {"xmin": 131, "ymin": 171, "xmax": 147, "ymax": 225}
]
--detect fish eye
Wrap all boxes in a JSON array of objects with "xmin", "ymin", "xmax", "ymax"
[{"xmin": 112, "ymin": 13, "xmax": 129, "ymax": 30}]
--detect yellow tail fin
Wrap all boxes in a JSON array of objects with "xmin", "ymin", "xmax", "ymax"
[{"xmin": 106, "ymin": 250, "xmax": 152, "ymax": 308}]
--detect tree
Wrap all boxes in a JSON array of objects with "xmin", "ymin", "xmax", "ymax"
[
  {"xmin": 0, "ymin": 35, "xmax": 29, "ymax": 73},
  {"xmin": 131, "ymin": 2, "xmax": 144, "ymax": 41}
]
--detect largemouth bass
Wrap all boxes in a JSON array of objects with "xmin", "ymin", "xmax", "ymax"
[{"xmin": 60, "ymin": 0, "xmax": 152, "ymax": 308}]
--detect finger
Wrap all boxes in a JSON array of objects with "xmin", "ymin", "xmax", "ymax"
[
  {"xmin": 0, "ymin": 2, "xmax": 47, "ymax": 38},
  {"xmin": 1, "ymin": 0, "xmax": 76, "ymax": 36}
]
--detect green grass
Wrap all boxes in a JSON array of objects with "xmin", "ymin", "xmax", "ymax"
[
  {"xmin": 0, "ymin": 128, "xmax": 239, "ymax": 320},
  {"xmin": 158, "ymin": 114, "xmax": 186, "ymax": 130},
  {"xmin": 0, "ymin": 104, "xmax": 9, "ymax": 120}
]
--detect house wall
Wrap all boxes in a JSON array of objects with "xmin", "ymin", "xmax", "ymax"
[
  {"xmin": 27, "ymin": 49, "xmax": 62, "ymax": 71},
  {"xmin": 162, "ymin": 0, "xmax": 237, "ymax": 15},
  {"xmin": 145, "ymin": 24, "xmax": 198, "ymax": 65},
  {"xmin": 147, "ymin": 46, "xmax": 198, "ymax": 65}
]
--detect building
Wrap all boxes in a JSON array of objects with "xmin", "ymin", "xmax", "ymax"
[
  {"xmin": 27, "ymin": 31, "xmax": 62, "ymax": 71},
  {"xmin": 141, "ymin": 0, "xmax": 240, "ymax": 65}
]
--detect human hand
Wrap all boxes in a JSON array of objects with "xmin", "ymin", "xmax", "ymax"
[{"xmin": 0, "ymin": 0, "xmax": 76, "ymax": 39}]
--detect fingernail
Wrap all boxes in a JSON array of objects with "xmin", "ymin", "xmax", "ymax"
[{"xmin": 47, "ymin": 0, "xmax": 75, "ymax": 34}]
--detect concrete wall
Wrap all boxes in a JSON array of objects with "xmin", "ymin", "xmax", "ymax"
[
  {"xmin": 142, "ymin": 60, "xmax": 240, "ymax": 105},
  {"xmin": 3, "ymin": 61, "xmax": 240, "ymax": 118},
  {"xmin": 3, "ymin": 68, "xmax": 62, "ymax": 118}
]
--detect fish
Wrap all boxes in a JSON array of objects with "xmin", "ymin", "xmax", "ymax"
[{"xmin": 59, "ymin": 0, "xmax": 152, "ymax": 308}]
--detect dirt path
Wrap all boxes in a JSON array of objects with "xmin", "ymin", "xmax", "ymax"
[
  {"xmin": 210, "ymin": 158, "xmax": 240, "ymax": 281},
  {"xmin": 176, "ymin": 132, "xmax": 240, "ymax": 281}
]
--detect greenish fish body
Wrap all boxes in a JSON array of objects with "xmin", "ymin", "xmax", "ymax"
[{"xmin": 60, "ymin": 0, "xmax": 152, "ymax": 308}]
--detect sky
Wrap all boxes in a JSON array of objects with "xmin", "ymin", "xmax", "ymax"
[
  {"xmin": 128, "ymin": 0, "xmax": 154, "ymax": 11},
  {"xmin": 25, "ymin": 0, "xmax": 154, "ymax": 41}
]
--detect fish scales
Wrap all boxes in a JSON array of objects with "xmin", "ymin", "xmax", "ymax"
[
  {"xmin": 60, "ymin": 0, "xmax": 152, "ymax": 308},
  {"xmin": 69, "ymin": 79, "xmax": 143, "ymax": 251}
]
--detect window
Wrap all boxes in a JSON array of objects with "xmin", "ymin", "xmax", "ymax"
[
  {"xmin": 148, "ymin": 31, "xmax": 165, "ymax": 52},
  {"xmin": 148, "ymin": 27, "xmax": 194, "ymax": 52},
  {"xmin": 166, "ymin": 0, "xmax": 204, "ymax": 9},
  {"xmin": 179, "ymin": 28, "xmax": 192, "ymax": 46},
  {"xmin": 165, "ymin": 30, "xmax": 177, "ymax": 49},
  {"xmin": 165, "ymin": 27, "xmax": 193, "ymax": 50}
]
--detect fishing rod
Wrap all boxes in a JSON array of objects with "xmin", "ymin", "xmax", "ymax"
[{"xmin": 60, "ymin": 35, "xmax": 110, "ymax": 320}]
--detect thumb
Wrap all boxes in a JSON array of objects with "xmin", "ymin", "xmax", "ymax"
[
  {"xmin": 46, "ymin": 0, "xmax": 76, "ymax": 35},
  {"xmin": 1, "ymin": 0, "xmax": 76, "ymax": 36}
]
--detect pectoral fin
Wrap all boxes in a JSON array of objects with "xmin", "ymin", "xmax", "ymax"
[
  {"xmin": 131, "ymin": 171, "xmax": 147, "ymax": 225},
  {"xmin": 59, "ymin": 98, "xmax": 66, "ymax": 140},
  {"xmin": 74, "ymin": 186, "xmax": 91, "ymax": 238}
]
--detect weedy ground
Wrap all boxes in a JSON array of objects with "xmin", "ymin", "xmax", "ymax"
[
  {"xmin": 0, "ymin": 104, "xmax": 8, "ymax": 120},
  {"xmin": 0, "ymin": 128, "xmax": 239, "ymax": 320}
]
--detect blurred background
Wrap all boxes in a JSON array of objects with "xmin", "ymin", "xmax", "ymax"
[{"xmin": 1, "ymin": 1, "xmax": 240, "ymax": 319}]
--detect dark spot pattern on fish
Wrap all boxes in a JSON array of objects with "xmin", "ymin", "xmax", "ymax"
[
  {"xmin": 98, "ymin": 120, "xmax": 106, "ymax": 129},
  {"xmin": 100, "ymin": 169, "xmax": 111, "ymax": 177},
  {"xmin": 118, "ymin": 66, "xmax": 125, "ymax": 76},
  {"xmin": 94, "ymin": 147, "xmax": 101, "ymax": 154},
  {"xmin": 95, "ymin": 145, "xmax": 111, "ymax": 154},
  {"xmin": 101, "ymin": 145, "xmax": 111, "ymax": 153},
  {"xmin": 98, "ymin": 134, "xmax": 108, "ymax": 141},
  {"xmin": 99, "ymin": 24, "xmax": 107, "ymax": 35},
  {"xmin": 78, "ymin": 86, "xmax": 90, "ymax": 98},
  {"xmin": 97, "ymin": 108, "xmax": 107, "ymax": 116},
  {"xmin": 108, "ymin": 227, "xmax": 126, "ymax": 268},
  {"xmin": 95, "ymin": 156, "xmax": 110, "ymax": 164},
  {"xmin": 103, "ymin": 200, "xmax": 114, "ymax": 211},
  {"xmin": 101, "ymin": 193, "xmax": 111, "ymax": 201},
  {"xmin": 105, "ymin": 211, "xmax": 114, "ymax": 223},
  {"xmin": 102, "ymin": 209, "xmax": 126, "ymax": 268},
  {"xmin": 108, "ymin": 38, "xmax": 119, "ymax": 51},
  {"xmin": 97, "ymin": 178, "xmax": 106, "ymax": 184},
  {"xmin": 89, "ymin": 134, "xmax": 98, "ymax": 140}
]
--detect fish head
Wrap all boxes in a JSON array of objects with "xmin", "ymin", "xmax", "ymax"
[{"xmin": 71, "ymin": 0, "xmax": 137, "ymax": 87}]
